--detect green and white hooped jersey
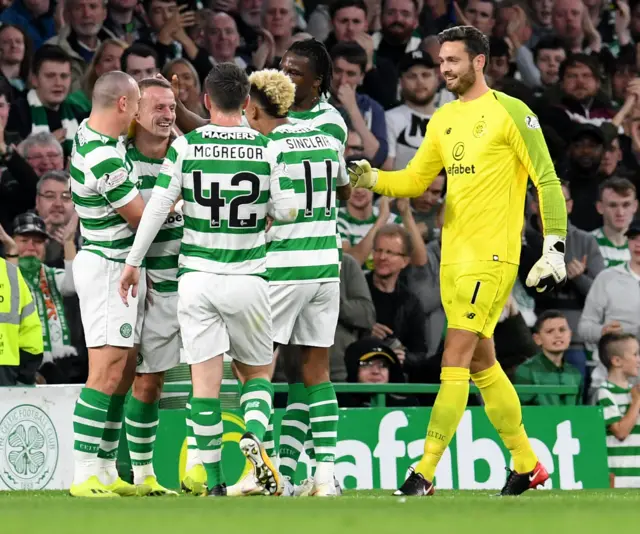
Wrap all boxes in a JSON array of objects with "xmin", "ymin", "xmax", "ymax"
[
  {"xmin": 127, "ymin": 143, "xmax": 183, "ymax": 293},
  {"xmin": 265, "ymin": 123, "xmax": 348, "ymax": 284},
  {"xmin": 288, "ymin": 101, "xmax": 348, "ymax": 151},
  {"xmin": 70, "ymin": 120, "xmax": 138, "ymax": 262},
  {"xmin": 155, "ymin": 125, "xmax": 294, "ymax": 277},
  {"xmin": 592, "ymin": 227, "xmax": 630, "ymax": 268}
]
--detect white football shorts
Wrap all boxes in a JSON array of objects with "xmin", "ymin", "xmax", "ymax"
[
  {"xmin": 270, "ymin": 282, "xmax": 340, "ymax": 347},
  {"xmin": 73, "ymin": 250, "xmax": 146, "ymax": 348},
  {"xmin": 177, "ymin": 272, "xmax": 272, "ymax": 366},
  {"xmin": 138, "ymin": 290, "xmax": 181, "ymax": 373}
]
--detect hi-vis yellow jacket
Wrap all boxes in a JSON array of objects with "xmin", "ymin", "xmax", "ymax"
[{"xmin": 0, "ymin": 258, "xmax": 43, "ymax": 365}]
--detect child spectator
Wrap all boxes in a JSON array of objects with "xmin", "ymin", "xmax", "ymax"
[
  {"xmin": 596, "ymin": 332, "xmax": 640, "ymax": 488},
  {"xmin": 514, "ymin": 310, "xmax": 583, "ymax": 405}
]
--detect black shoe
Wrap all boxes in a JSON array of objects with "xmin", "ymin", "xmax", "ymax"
[
  {"xmin": 393, "ymin": 468, "xmax": 435, "ymax": 496},
  {"xmin": 499, "ymin": 462, "xmax": 549, "ymax": 496},
  {"xmin": 205, "ymin": 483, "xmax": 227, "ymax": 497}
]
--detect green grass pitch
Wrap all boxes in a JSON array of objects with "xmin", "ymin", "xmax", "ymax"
[{"xmin": 2, "ymin": 490, "xmax": 640, "ymax": 533}]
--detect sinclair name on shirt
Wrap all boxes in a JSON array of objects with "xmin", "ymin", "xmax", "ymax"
[
  {"xmin": 284, "ymin": 135, "xmax": 331, "ymax": 150},
  {"xmin": 447, "ymin": 163, "xmax": 476, "ymax": 175}
]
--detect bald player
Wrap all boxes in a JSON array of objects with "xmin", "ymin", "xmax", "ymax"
[{"xmin": 69, "ymin": 71, "xmax": 146, "ymax": 498}]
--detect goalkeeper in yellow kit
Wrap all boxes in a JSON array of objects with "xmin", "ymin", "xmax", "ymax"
[{"xmin": 348, "ymin": 26, "xmax": 568, "ymax": 496}]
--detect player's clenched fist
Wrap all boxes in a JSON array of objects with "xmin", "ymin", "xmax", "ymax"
[
  {"xmin": 526, "ymin": 235, "xmax": 567, "ymax": 293},
  {"xmin": 347, "ymin": 159, "xmax": 378, "ymax": 189}
]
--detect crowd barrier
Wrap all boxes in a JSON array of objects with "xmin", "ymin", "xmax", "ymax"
[{"xmin": 0, "ymin": 384, "xmax": 609, "ymax": 491}]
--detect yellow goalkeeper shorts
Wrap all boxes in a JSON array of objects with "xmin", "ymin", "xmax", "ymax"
[{"xmin": 440, "ymin": 261, "xmax": 518, "ymax": 338}]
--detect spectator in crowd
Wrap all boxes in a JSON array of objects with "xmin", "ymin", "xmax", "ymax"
[
  {"xmin": 138, "ymin": 0, "xmax": 196, "ymax": 67},
  {"xmin": 592, "ymin": 177, "xmax": 637, "ymax": 268},
  {"xmin": 0, "ymin": 256, "xmax": 43, "ymax": 386},
  {"xmin": 537, "ymin": 54, "xmax": 615, "ymax": 141},
  {"xmin": 11, "ymin": 212, "xmax": 79, "ymax": 384},
  {"xmin": 463, "ymin": 0, "xmax": 496, "ymax": 35},
  {"xmin": 520, "ymin": 181, "xmax": 605, "ymax": 380},
  {"xmin": 120, "ymin": 42, "xmax": 159, "ymax": 82},
  {"xmin": 163, "ymin": 58, "xmax": 206, "ymax": 118},
  {"xmin": 515, "ymin": 310, "xmax": 583, "ymax": 406},
  {"xmin": 373, "ymin": 0, "xmax": 421, "ymax": 69},
  {"xmin": 104, "ymin": 0, "xmax": 146, "ymax": 42},
  {"xmin": 338, "ymin": 192, "xmax": 400, "ymax": 269},
  {"xmin": 391, "ymin": 173, "xmax": 444, "ymax": 242},
  {"xmin": 599, "ymin": 124, "xmax": 631, "ymax": 179},
  {"xmin": 342, "ymin": 337, "xmax": 417, "ymax": 406},
  {"xmin": 493, "ymin": 294, "xmax": 539, "ymax": 376},
  {"xmin": 329, "ymin": 42, "xmax": 387, "ymax": 167},
  {"xmin": 596, "ymin": 332, "xmax": 640, "ymax": 488},
  {"xmin": 0, "ymin": 80, "xmax": 42, "ymax": 234},
  {"xmin": 0, "ymin": 24, "xmax": 32, "ymax": 98},
  {"xmin": 67, "ymin": 38, "xmax": 128, "ymax": 113},
  {"xmin": 384, "ymin": 50, "xmax": 438, "ymax": 171},
  {"xmin": 6, "ymin": 45, "xmax": 85, "ymax": 158},
  {"xmin": 520, "ymin": 36, "xmax": 567, "ymax": 93},
  {"xmin": 20, "ymin": 131, "xmax": 65, "ymax": 177},
  {"xmin": 345, "ymin": 129, "xmax": 365, "ymax": 159},
  {"xmin": 551, "ymin": 0, "xmax": 590, "ymax": 54},
  {"xmin": 34, "ymin": 170, "xmax": 77, "ymax": 268},
  {"xmin": 404, "ymin": 200, "xmax": 444, "ymax": 359},
  {"xmin": 264, "ymin": 0, "xmax": 297, "ymax": 59},
  {"xmin": 0, "ymin": 0, "xmax": 56, "ymax": 49},
  {"xmin": 366, "ymin": 223, "xmax": 428, "ymax": 377},
  {"xmin": 323, "ymin": 0, "xmax": 397, "ymax": 109},
  {"xmin": 561, "ymin": 123, "xmax": 608, "ymax": 232},
  {"xmin": 486, "ymin": 37, "xmax": 512, "ymax": 89},
  {"xmin": 330, "ymin": 252, "xmax": 376, "ymax": 381},
  {"xmin": 579, "ymin": 219, "xmax": 640, "ymax": 391},
  {"xmin": 205, "ymin": 12, "xmax": 247, "ymax": 69},
  {"xmin": 494, "ymin": 2, "xmax": 534, "ymax": 48},
  {"xmin": 610, "ymin": 56, "xmax": 637, "ymax": 108},
  {"xmin": 46, "ymin": 0, "xmax": 115, "ymax": 92}
]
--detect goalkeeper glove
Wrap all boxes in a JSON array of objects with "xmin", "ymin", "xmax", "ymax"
[
  {"xmin": 347, "ymin": 160, "xmax": 378, "ymax": 190},
  {"xmin": 526, "ymin": 235, "xmax": 567, "ymax": 293}
]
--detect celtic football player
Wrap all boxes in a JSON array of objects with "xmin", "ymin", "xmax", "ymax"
[
  {"xmin": 226, "ymin": 69, "xmax": 350, "ymax": 497},
  {"xmin": 69, "ymin": 72, "xmax": 145, "ymax": 498},
  {"xmin": 119, "ymin": 63, "xmax": 298, "ymax": 497},
  {"xmin": 123, "ymin": 77, "xmax": 181, "ymax": 496},
  {"xmin": 348, "ymin": 26, "xmax": 568, "ymax": 496}
]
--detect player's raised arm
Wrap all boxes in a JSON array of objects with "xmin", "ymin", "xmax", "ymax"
[
  {"xmin": 347, "ymin": 115, "xmax": 443, "ymax": 198},
  {"xmin": 125, "ymin": 140, "xmax": 184, "ymax": 269},
  {"xmin": 500, "ymin": 94, "xmax": 568, "ymax": 292}
]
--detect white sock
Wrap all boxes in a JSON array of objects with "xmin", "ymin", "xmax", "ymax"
[
  {"xmin": 73, "ymin": 458, "xmax": 100, "ymax": 485},
  {"xmin": 185, "ymin": 446, "xmax": 202, "ymax": 472},
  {"xmin": 314, "ymin": 461, "xmax": 334, "ymax": 485},
  {"xmin": 132, "ymin": 463, "xmax": 155, "ymax": 485},
  {"xmin": 98, "ymin": 458, "xmax": 119, "ymax": 485}
]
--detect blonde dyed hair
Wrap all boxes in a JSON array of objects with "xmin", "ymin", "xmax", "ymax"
[{"xmin": 248, "ymin": 69, "xmax": 296, "ymax": 118}]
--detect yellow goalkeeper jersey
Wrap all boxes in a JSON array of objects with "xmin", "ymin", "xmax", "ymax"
[{"xmin": 373, "ymin": 90, "xmax": 567, "ymax": 266}]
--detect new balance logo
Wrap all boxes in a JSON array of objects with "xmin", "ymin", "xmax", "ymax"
[
  {"xmin": 465, "ymin": 312, "xmax": 476, "ymax": 319},
  {"xmin": 246, "ymin": 401, "xmax": 261, "ymax": 409},
  {"xmin": 207, "ymin": 437, "xmax": 222, "ymax": 447}
]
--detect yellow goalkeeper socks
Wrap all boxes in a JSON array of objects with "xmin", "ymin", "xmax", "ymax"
[
  {"xmin": 415, "ymin": 367, "xmax": 470, "ymax": 481},
  {"xmin": 471, "ymin": 362, "xmax": 537, "ymax": 474}
]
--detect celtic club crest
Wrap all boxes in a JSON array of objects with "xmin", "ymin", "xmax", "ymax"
[{"xmin": 0, "ymin": 405, "xmax": 58, "ymax": 489}]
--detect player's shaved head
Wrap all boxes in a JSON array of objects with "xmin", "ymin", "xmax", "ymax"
[{"xmin": 92, "ymin": 71, "xmax": 139, "ymax": 109}]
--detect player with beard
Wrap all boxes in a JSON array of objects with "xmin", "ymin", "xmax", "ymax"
[
  {"xmin": 348, "ymin": 26, "xmax": 569, "ymax": 497},
  {"xmin": 383, "ymin": 50, "xmax": 439, "ymax": 171}
]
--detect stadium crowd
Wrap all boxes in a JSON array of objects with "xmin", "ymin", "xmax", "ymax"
[{"xmin": 0, "ymin": 0, "xmax": 639, "ymax": 416}]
